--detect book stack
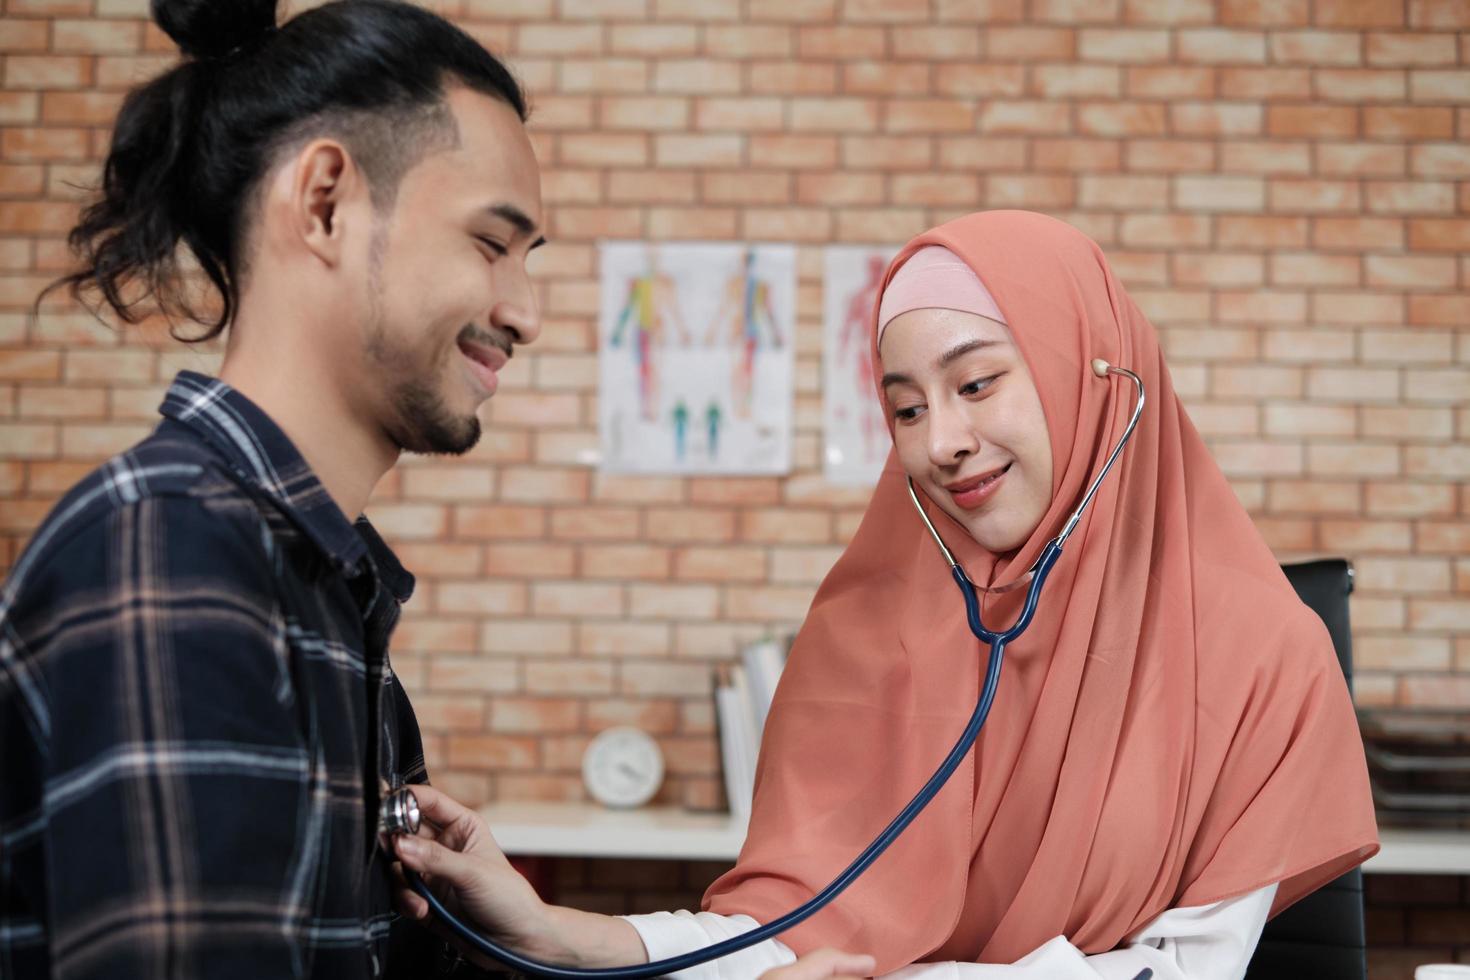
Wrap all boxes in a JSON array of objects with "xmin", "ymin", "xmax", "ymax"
[
  {"xmin": 1358, "ymin": 708, "xmax": 1470, "ymax": 829},
  {"xmin": 715, "ymin": 636, "xmax": 791, "ymax": 819}
]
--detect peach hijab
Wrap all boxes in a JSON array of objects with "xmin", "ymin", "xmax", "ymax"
[{"xmin": 704, "ymin": 211, "xmax": 1378, "ymax": 972}]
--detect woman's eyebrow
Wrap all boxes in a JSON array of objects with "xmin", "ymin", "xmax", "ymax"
[
  {"xmin": 882, "ymin": 339, "xmax": 1002, "ymax": 388},
  {"xmin": 936, "ymin": 338, "xmax": 1001, "ymax": 369}
]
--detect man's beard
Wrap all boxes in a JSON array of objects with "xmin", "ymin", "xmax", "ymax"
[
  {"xmin": 385, "ymin": 373, "xmax": 481, "ymax": 455},
  {"xmin": 363, "ymin": 236, "xmax": 483, "ymax": 456}
]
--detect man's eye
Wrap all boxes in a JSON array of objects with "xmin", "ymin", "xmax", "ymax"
[{"xmin": 476, "ymin": 237, "xmax": 508, "ymax": 257}]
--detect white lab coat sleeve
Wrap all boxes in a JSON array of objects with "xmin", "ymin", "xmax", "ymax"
[
  {"xmin": 881, "ymin": 884, "xmax": 1278, "ymax": 980},
  {"xmin": 621, "ymin": 910, "xmax": 798, "ymax": 980},
  {"xmin": 622, "ymin": 883, "xmax": 1275, "ymax": 980}
]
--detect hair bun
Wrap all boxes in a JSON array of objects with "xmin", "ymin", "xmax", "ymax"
[{"xmin": 151, "ymin": 0, "xmax": 279, "ymax": 61}]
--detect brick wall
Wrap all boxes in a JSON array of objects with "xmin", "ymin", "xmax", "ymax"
[{"xmin": 1, "ymin": 0, "xmax": 1468, "ymax": 971}]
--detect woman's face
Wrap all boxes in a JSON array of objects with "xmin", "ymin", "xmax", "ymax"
[{"xmin": 879, "ymin": 308, "xmax": 1053, "ymax": 554}]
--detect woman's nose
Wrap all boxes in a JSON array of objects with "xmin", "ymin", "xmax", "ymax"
[{"xmin": 927, "ymin": 399, "xmax": 981, "ymax": 466}]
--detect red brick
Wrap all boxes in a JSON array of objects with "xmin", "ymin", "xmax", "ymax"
[
  {"xmin": 1367, "ymin": 32, "xmax": 1458, "ymax": 66},
  {"xmin": 52, "ymin": 19, "xmax": 142, "ymax": 53},
  {"xmin": 1268, "ymin": 479, "xmax": 1361, "ymax": 514},
  {"xmin": 936, "ymin": 0, "xmax": 1026, "ymax": 21},
  {"xmin": 1268, "ymin": 178, "xmax": 1361, "ymax": 214},
  {"xmin": 1219, "ymin": 141, "xmax": 1310, "ymax": 174},
  {"xmin": 1364, "ymin": 106, "xmax": 1455, "ymax": 139},
  {"xmin": 797, "ymin": 26, "xmax": 884, "ymax": 59},
  {"xmin": 1269, "ymin": 253, "xmax": 1360, "ymax": 286},
  {"xmin": 938, "ymin": 136, "xmax": 1026, "ymax": 170},
  {"xmin": 1269, "ymin": 30, "xmax": 1363, "ymax": 66},
  {"xmin": 978, "ymin": 100, "xmax": 1072, "ymax": 134},
  {"xmin": 1313, "ymin": 68, "xmax": 1408, "ymax": 102},
  {"xmin": 1310, "ymin": 216, "xmax": 1404, "ymax": 250},
  {"xmin": 745, "ymin": 61, "xmax": 836, "ymax": 95},
  {"xmin": 1124, "ymin": 139, "xmax": 1216, "ymax": 172},
  {"xmin": 892, "ymin": 27, "xmax": 981, "ymax": 61},
  {"xmin": 1409, "ymin": 0, "xmax": 1470, "ymax": 27},
  {"xmin": 1078, "ymin": 27, "xmax": 1170, "ymax": 61},
  {"xmin": 1410, "ymin": 69, "xmax": 1470, "ymax": 102},
  {"xmin": 1408, "ymin": 217, "xmax": 1470, "ymax": 249},
  {"xmin": 1026, "ymin": 0, "xmax": 1116, "ymax": 21},
  {"xmin": 930, "ymin": 68, "xmax": 1023, "ymax": 107},
  {"xmin": 1316, "ymin": 0, "xmax": 1405, "ymax": 27},
  {"xmin": 1365, "ymin": 181, "xmax": 1455, "ymax": 214},
  {"xmin": 1033, "ymin": 138, "xmax": 1122, "ymax": 172},
  {"xmin": 1366, "ymin": 254, "xmax": 1458, "ymax": 288},
  {"xmin": 1126, "ymin": 66, "xmax": 1217, "ymax": 98},
  {"xmin": 702, "ymin": 24, "xmax": 793, "ymax": 57},
  {"xmin": 791, "ymin": 97, "xmax": 879, "ymax": 132},
  {"xmin": 1318, "ymin": 142, "xmax": 1407, "ymax": 177},
  {"xmin": 842, "ymin": 62, "xmax": 930, "ymax": 95},
  {"xmin": 1120, "ymin": 214, "xmax": 1212, "ymax": 247},
  {"xmin": 883, "ymin": 98, "xmax": 975, "ymax": 134},
  {"xmin": 983, "ymin": 26, "xmax": 1076, "ymax": 60},
  {"xmin": 1411, "ymin": 143, "xmax": 1470, "ymax": 178},
  {"xmin": 1175, "ymin": 175, "xmax": 1265, "ymax": 212},
  {"xmin": 1170, "ymin": 102, "xmax": 1263, "ymax": 136},
  {"xmin": 1078, "ymin": 102, "xmax": 1167, "ymax": 136},
  {"xmin": 1177, "ymin": 28, "xmax": 1267, "ymax": 64},
  {"xmin": 652, "ymin": 59, "xmax": 741, "ymax": 94},
  {"xmin": 1267, "ymin": 105, "xmax": 1358, "ymax": 138},
  {"xmin": 986, "ymin": 174, "xmax": 1076, "ymax": 209},
  {"xmin": 1221, "ymin": 0, "xmax": 1307, "ymax": 24},
  {"xmin": 1219, "ymin": 67, "xmax": 1312, "ymax": 99}
]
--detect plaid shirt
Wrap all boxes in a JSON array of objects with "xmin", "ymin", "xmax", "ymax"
[{"xmin": 0, "ymin": 372, "xmax": 445, "ymax": 979}]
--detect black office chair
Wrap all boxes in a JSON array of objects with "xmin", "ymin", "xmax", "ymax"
[{"xmin": 1244, "ymin": 558, "xmax": 1367, "ymax": 980}]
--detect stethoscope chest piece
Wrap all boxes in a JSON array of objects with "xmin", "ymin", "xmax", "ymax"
[{"xmin": 379, "ymin": 785, "xmax": 421, "ymax": 850}]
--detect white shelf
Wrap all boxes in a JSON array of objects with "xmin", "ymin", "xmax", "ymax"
[
  {"xmin": 481, "ymin": 803, "xmax": 1470, "ymax": 875},
  {"xmin": 1365, "ymin": 828, "xmax": 1470, "ymax": 875},
  {"xmin": 481, "ymin": 802, "xmax": 748, "ymax": 861}
]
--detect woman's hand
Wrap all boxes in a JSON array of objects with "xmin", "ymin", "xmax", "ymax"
[
  {"xmin": 761, "ymin": 949, "xmax": 877, "ymax": 980},
  {"xmin": 390, "ymin": 783, "xmax": 560, "ymax": 960},
  {"xmin": 391, "ymin": 783, "xmax": 648, "ymax": 968}
]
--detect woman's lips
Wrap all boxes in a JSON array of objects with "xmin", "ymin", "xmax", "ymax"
[{"xmin": 944, "ymin": 463, "xmax": 1011, "ymax": 510}]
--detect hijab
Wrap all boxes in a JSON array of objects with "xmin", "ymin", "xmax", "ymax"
[{"xmin": 703, "ymin": 210, "xmax": 1378, "ymax": 973}]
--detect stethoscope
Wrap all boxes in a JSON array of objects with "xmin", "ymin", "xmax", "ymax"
[{"xmin": 381, "ymin": 358, "xmax": 1147, "ymax": 979}]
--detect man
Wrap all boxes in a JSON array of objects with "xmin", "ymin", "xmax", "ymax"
[{"xmin": 1, "ymin": 2, "xmax": 868, "ymax": 977}]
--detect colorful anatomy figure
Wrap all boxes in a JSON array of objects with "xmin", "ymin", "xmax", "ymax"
[
  {"xmin": 611, "ymin": 248, "xmax": 688, "ymax": 421},
  {"xmin": 839, "ymin": 254, "xmax": 888, "ymax": 458},
  {"xmin": 706, "ymin": 249, "xmax": 783, "ymax": 419},
  {"xmin": 672, "ymin": 399, "xmax": 689, "ymax": 461},
  {"xmin": 705, "ymin": 401, "xmax": 722, "ymax": 459}
]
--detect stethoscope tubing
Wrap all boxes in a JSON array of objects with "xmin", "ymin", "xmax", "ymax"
[
  {"xmin": 401, "ymin": 363, "xmax": 1147, "ymax": 979},
  {"xmin": 406, "ymin": 553, "xmax": 1049, "ymax": 978}
]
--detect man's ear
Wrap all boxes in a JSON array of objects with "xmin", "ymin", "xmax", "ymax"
[{"xmin": 289, "ymin": 139, "xmax": 365, "ymax": 268}]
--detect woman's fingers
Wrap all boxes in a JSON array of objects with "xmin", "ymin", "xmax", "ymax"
[
  {"xmin": 759, "ymin": 949, "xmax": 876, "ymax": 980},
  {"xmin": 403, "ymin": 782, "xmax": 486, "ymax": 852},
  {"xmin": 394, "ymin": 833, "xmax": 478, "ymax": 892},
  {"xmin": 404, "ymin": 783, "xmax": 477, "ymax": 830}
]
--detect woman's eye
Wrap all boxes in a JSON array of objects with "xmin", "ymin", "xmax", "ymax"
[
  {"xmin": 893, "ymin": 404, "xmax": 924, "ymax": 423},
  {"xmin": 960, "ymin": 375, "xmax": 998, "ymax": 396}
]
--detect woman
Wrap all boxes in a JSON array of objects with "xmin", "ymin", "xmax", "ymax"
[{"xmin": 394, "ymin": 211, "xmax": 1378, "ymax": 978}]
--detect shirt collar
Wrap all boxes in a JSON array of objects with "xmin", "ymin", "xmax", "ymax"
[{"xmin": 158, "ymin": 371, "xmax": 377, "ymax": 578}]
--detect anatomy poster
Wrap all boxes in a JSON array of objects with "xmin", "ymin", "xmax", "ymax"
[
  {"xmin": 823, "ymin": 245, "xmax": 896, "ymax": 486},
  {"xmin": 599, "ymin": 241, "xmax": 795, "ymax": 475}
]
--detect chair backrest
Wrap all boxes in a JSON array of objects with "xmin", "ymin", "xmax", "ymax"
[{"xmin": 1245, "ymin": 558, "xmax": 1367, "ymax": 980}]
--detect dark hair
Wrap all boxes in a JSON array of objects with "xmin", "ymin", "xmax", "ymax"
[{"xmin": 42, "ymin": 0, "xmax": 527, "ymax": 340}]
